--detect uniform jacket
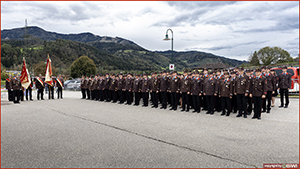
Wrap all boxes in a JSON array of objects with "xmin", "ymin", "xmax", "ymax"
[
  {"xmin": 160, "ymin": 76, "xmax": 169, "ymax": 92},
  {"xmin": 203, "ymin": 77, "xmax": 218, "ymax": 96},
  {"xmin": 264, "ymin": 73, "xmax": 276, "ymax": 91},
  {"xmin": 180, "ymin": 76, "xmax": 191, "ymax": 93},
  {"xmin": 81, "ymin": 78, "xmax": 87, "ymax": 89},
  {"xmin": 278, "ymin": 72, "xmax": 291, "ymax": 89},
  {"xmin": 109, "ymin": 78, "xmax": 117, "ymax": 91},
  {"xmin": 56, "ymin": 78, "xmax": 64, "ymax": 88},
  {"xmin": 117, "ymin": 78, "xmax": 125, "ymax": 90},
  {"xmin": 104, "ymin": 77, "xmax": 111, "ymax": 90},
  {"xmin": 141, "ymin": 78, "xmax": 150, "ymax": 92},
  {"xmin": 35, "ymin": 77, "xmax": 44, "ymax": 90},
  {"xmin": 169, "ymin": 76, "xmax": 180, "ymax": 92},
  {"xmin": 219, "ymin": 78, "xmax": 232, "ymax": 97},
  {"xmin": 250, "ymin": 76, "xmax": 267, "ymax": 97},
  {"xmin": 190, "ymin": 77, "xmax": 202, "ymax": 95},
  {"xmin": 150, "ymin": 76, "xmax": 160, "ymax": 91},
  {"xmin": 235, "ymin": 75, "xmax": 250, "ymax": 94},
  {"xmin": 132, "ymin": 78, "xmax": 141, "ymax": 92},
  {"xmin": 6, "ymin": 78, "xmax": 11, "ymax": 89},
  {"xmin": 87, "ymin": 79, "xmax": 92, "ymax": 90},
  {"xmin": 11, "ymin": 78, "xmax": 21, "ymax": 90},
  {"xmin": 124, "ymin": 77, "xmax": 133, "ymax": 91}
]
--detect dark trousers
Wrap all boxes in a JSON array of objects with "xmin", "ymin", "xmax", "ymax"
[
  {"xmin": 215, "ymin": 96, "xmax": 221, "ymax": 111},
  {"xmin": 118, "ymin": 90, "xmax": 124, "ymax": 103},
  {"xmin": 182, "ymin": 92, "xmax": 189, "ymax": 111},
  {"xmin": 230, "ymin": 95, "xmax": 237, "ymax": 113},
  {"xmin": 20, "ymin": 90, "xmax": 24, "ymax": 101},
  {"xmin": 95, "ymin": 90, "xmax": 100, "ymax": 100},
  {"xmin": 134, "ymin": 92, "xmax": 140, "ymax": 105},
  {"xmin": 81, "ymin": 88, "xmax": 86, "ymax": 99},
  {"xmin": 142, "ymin": 92, "xmax": 149, "ymax": 106},
  {"xmin": 104, "ymin": 89, "xmax": 111, "ymax": 101},
  {"xmin": 262, "ymin": 91, "xmax": 272, "ymax": 110},
  {"xmin": 13, "ymin": 90, "xmax": 20, "ymax": 103},
  {"xmin": 48, "ymin": 86, "xmax": 54, "ymax": 99},
  {"xmin": 161, "ymin": 91, "xmax": 167, "ymax": 108},
  {"xmin": 111, "ymin": 90, "xmax": 117, "ymax": 102},
  {"xmin": 171, "ymin": 92, "xmax": 178, "ymax": 110},
  {"xmin": 26, "ymin": 87, "xmax": 32, "ymax": 100},
  {"xmin": 57, "ymin": 88, "xmax": 63, "ymax": 99},
  {"xmin": 126, "ymin": 90, "xmax": 132, "ymax": 104},
  {"xmin": 202, "ymin": 95, "xmax": 207, "ymax": 110},
  {"xmin": 151, "ymin": 91, "xmax": 158, "ymax": 107},
  {"xmin": 280, "ymin": 89, "xmax": 289, "ymax": 106},
  {"xmin": 221, "ymin": 97, "xmax": 230, "ymax": 114},
  {"xmin": 86, "ymin": 89, "xmax": 90, "ymax": 99},
  {"xmin": 8, "ymin": 89, "xmax": 13, "ymax": 101},
  {"xmin": 206, "ymin": 95, "xmax": 215, "ymax": 113},
  {"xmin": 37, "ymin": 88, "xmax": 44, "ymax": 100},
  {"xmin": 99, "ymin": 90, "xmax": 104, "ymax": 101},
  {"xmin": 192, "ymin": 95, "xmax": 200, "ymax": 112},
  {"xmin": 247, "ymin": 96, "xmax": 252, "ymax": 114},
  {"xmin": 236, "ymin": 94, "xmax": 247, "ymax": 115},
  {"xmin": 253, "ymin": 96, "xmax": 262, "ymax": 118}
]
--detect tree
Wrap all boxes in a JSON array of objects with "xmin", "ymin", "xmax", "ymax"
[
  {"xmin": 248, "ymin": 51, "xmax": 260, "ymax": 66},
  {"xmin": 257, "ymin": 46, "xmax": 293, "ymax": 65},
  {"xmin": 70, "ymin": 55, "xmax": 96, "ymax": 78}
]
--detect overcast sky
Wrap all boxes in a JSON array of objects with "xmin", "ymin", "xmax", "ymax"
[{"xmin": 1, "ymin": 1, "xmax": 299, "ymax": 61}]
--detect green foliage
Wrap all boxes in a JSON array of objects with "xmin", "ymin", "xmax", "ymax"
[
  {"xmin": 248, "ymin": 51, "xmax": 260, "ymax": 66},
  {"xmin": 1, "ymin": 69, "xmax": 8, "ymax": 80},
  {"xmin": 257, "ymin": 46, "xmax": 294, "ymax": 65},
  {"xmin": 70, "ymin": 55, "xmax": 96, "ymax": 78}
]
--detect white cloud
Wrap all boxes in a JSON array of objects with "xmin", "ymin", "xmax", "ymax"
[{"xmin": 1, "ymin": 1, "xmax": 299, "ymax": 60}]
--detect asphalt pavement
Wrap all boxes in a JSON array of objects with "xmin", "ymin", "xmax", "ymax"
[{"xmin": 1, "ymin": 91, "xmax": 299, "ymax": 168}]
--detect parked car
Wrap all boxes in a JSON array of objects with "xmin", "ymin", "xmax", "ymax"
[
  {"xmin": 67, "ymin": 79, "xmax": 81, "ymax": 91},
  {"xmin": 64, "ymin": 80, "xmax": 75, "ymax": 89}
]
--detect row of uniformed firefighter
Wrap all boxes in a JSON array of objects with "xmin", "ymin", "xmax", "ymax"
[{"xmin": 80, "ymin": 66, "xmax": 291, "ymax": 120}]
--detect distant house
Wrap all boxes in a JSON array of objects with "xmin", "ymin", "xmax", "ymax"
[{"xmin": 192, "ymin": 62, "xmax": 230, "ymax": 71}]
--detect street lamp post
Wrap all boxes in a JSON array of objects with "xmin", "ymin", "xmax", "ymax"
[{"xmin": 163, "ymin": 28, "xmax": 174, "ymax": 67}]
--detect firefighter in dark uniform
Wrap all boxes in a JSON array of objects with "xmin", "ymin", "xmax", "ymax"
[
  {"xmin": 86, "ymin": 76, "xmax": 92, "ymax": 99},
  {"xmin": 103, "ymin": 73, "xmax": 111, "ymax": 102},
  {"xmin": 47, "ymin": 76, "xmax": 55, "ymax": 100},
  {"xmin": 160, "ymin": 71, "xmax": 169, "ymax": 109},
  {"xmin": 56, "ymin": 74, "xmax": 64, "ymax": 99},
  {"xmin": 99, "ymin": 75, "xmax": 105, "ymax": 101},
  {"xmin": 191, "ymin": 71, "xmax": 202, "ymax": 113},
  {"xmin": 125, "ymin": 73, "xmax": 133, "ymax": 105},
  {"xmin": 219, "ymin": 72, "xmax": 232, "ymax": 116},
  {"xmin": 109, "ymin": 74, "xmax": 117, "ymax": 103},
  {"xmin": 235, "ymin": 68, "xmax": 249, "ymax": 118},
  {"xmin": 11, "ymin": 75, "xmax": 22, "ymax": 104},
  {"xmin": 26, "ymin": 78, "xmax": 34, "ymax": 101},
  {"xmin": 263, "ymin": 67, "xmax": 276, "ymax": 113},
  {"xmin": 245, "ymin": 69, "xmax": 253, "ymax": 115},
  {"xmin": 141, "ymin": 73, "xmax": 150, "ymax": 107},
  {"xmin": 169, "ymin": 71, "xmax": 180, "ymax": 111},
  {"xmin": 215, "ymin": 69, "xmax": 223, "ymax": 112},
  {"xmin": 278, "ymin": 66, "xmax": 291, "ymax": 108},
  {"xmin": 180, "ymin": 71, "xmax": 191, "ymax": 112},
  {"xmin": 117, "ymin": 73, "xmax": 125, "ymax": 104},
  {"xmin": 35, "ymin": 74, "xmax": 45, "ymax": 100},
  {"xmin": 150, "ymin": 72, "xmax": 160, "ymax": 108},
  {"xmin": 202, "ymin": 68, "xmax": 209, "ymax": 110},
  {"xmin": 203, "ymin": 71, "xmax": 218, "ymax": 115},
  {"xmin": 91, "ymin": 75, "xmax": 97, "ymax": 100},
  {"xmin": 80, "ymin": 75, "xmax": 87, "ymax": 99},
  {"xmin": 230, "ymin": 71, "xmax": 238, "ymax": 113},
  {"xmin": 133, "ymin": 74, "xmax": 141, "ymax": 106},
  {"xmin": 250, "ymin": 68, "xmax": 267, "ymax": 120},
  {"xmin": 6, "ymin": 74, "xmax": 13, "ymax": 101}
]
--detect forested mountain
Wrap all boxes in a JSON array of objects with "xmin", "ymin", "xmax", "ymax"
[{"xmin": 1, "ymin": 26, "xmax": 246, "ymax": 73}]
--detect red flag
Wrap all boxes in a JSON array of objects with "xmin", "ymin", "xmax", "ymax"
[
  {"xmin": 45, "ymin": 54, "xmax": 53, "ymax": 86},
  {"xmin": 20, "ymin": 57, "xmax": 31, "ymax": 89}
]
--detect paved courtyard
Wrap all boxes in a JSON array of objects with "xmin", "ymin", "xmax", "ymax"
[{"xmin": 1, "ymin": 91, "xmax": 299, "ymax": 168}]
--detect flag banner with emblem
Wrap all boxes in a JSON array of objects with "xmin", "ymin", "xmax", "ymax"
[
  {"xmin": 45, "ymin": 54, "xmax": 53, "ymax": 86},
  {"xmin": 20, "ymin": 58, "xmax": 31, "ymax": 89}
]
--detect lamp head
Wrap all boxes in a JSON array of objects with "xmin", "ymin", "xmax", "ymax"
[{"xmin": 163, "ymin": 34, "xmax": 170, "ymax": 41}]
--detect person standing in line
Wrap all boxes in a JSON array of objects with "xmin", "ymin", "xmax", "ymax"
[
  {"xmin": 35, "ymin": 74, "xmax": 45, "ymax": 100},
  {"xmin": 278, "ymin": 66, "xmax": 291, "ymax": 108}
]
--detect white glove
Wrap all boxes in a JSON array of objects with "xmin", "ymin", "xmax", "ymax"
[{"xmin": 11, "ymin": 89, "xmax": 13, "ymax": 91}]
